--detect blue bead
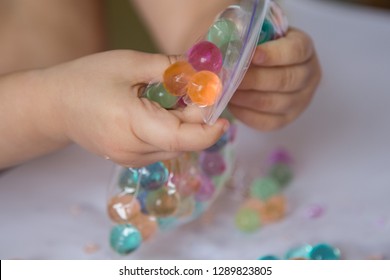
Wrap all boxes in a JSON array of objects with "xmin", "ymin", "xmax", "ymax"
[
  {"xmin": 285, "ymin": 244, "xmax": 313, "ymax": 259},
  {"xmin": 258, "ymin": 255, "xmax": 280, "ymax": 260},
  {"xmin": 136, "ymin": 191, "xmax": 149, "ymax": 214},
  {"xmin": 309, "ymin": 243, "xmax": 341, "ymax": 260},
  {"xmin": 110, "ymin": 224, "xmax": 142, "ymax": 255},
  {"xmin": 139, "ymin": 162, "xmax": 169, "ymax": 191},
  {"xmin": 205, "ymin": 132, "xmax": 229, "ymax": 152}
]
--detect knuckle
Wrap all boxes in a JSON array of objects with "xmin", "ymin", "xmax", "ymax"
[{"xmin": 279, "ymin": 68, "xmax": 295, "ymax": 91}]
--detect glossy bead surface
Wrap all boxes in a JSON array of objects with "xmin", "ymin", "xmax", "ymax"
[
  {"xmin": 188, "ymin": 41, "xmax": 223, "ymax": 73},
  {"xmin": 195, "ymin": 175, "xmax": 216, "ymax": 202},
  {"xmin": 146, "ymin": 188, "xmax": 179, "ymax": 217},
  {"xmin": 258, "ymin": 18, "xmax": 275, "ymax": 45},
  {"xmin": 285, "ymin": 244, "xmax": 313, "ymax": 260},
  {"xmin": 269, "ymin": 163, "xmax": 293, "ymax": 187},
  {"xmin": 136, "ymin": 191, "xmax": 149, "ymax": 214},
  {"xmin": 145, "ymin": 83, "xmax": 178, "ymax": 109},
  {"xmin": 173, "ymin": 174, "xmax": 201, "ymax": 197},
  {"xmin": 139, "ymin": 162, "xmax": 169, "ymax": 191},
  {"xmin": 129, "ymin": 214, "xmax": 158, "ymax": 241},
  {"xmin": 258, "ymin": 255, "xmax": 280, "ymax": 260},
  {"xmin": 118, "ymin": 168, "xmax": 139, "ymax": 193},
  {"xmin": 187, "ymin": 71, "xmax": 222, "ymax": 106},
  {"xmin": 207, "ymin": 18, "xmax": 238, "ymax": 48},
  {"xmin": 250, "ymin": 177, "xmax": 280, "ymax": 200},
  {"xmin": 235, "ymin": 208, "xmax": 261, "ymax": 233},
  {"xmin": 110, "ymin": 224, "xmax": 142, "ymax": 255},
  {"xmin": 107, "ymin": 194, "xmax": 141, "ymax": 223},
  {"xmin": 157, "ymin": 217, "xmax": 177, "ymax": 230},
  {"xmin": 309, "ymin": 244, "xmax": 341, "ymax": 260},
  {"xmin": 258, "ymin": 195, "xmax": 286, "ymax": 224},
  {"xmin": 199, "ymin": 152, "xmax": 226, "ymax": 176},
  {"xmin": 163, "ymin": 61, "xmax": 195, "ymax": 96}
]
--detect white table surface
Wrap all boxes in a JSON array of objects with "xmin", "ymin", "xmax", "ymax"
[{"xmin": 1, "ymin": 0, "xmax": 390, "ymax": 260}]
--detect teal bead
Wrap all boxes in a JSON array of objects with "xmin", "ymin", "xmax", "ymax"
[
  {"xmin": 258, "ymin": 18, "xmax": 275, "ymax": 45},
  {"xmin": 118, "ymin": 168, "xmax": 139, "ymax": 192},
  {"xmin": 139, "ymin": 162, "xmax": 169, "ymax": 191},
  {"xmin": 110, "ymin": 224, "xmax": 142, "ymax": 255},
  {"xmin": 145, "ymin": 83, "xmax": 178, "ymax": 109},
  {"xmin": 250, "ymin": 176, "xmax": 281, "ymax": 200},
  {"xmin": 309, "ymin": 243, "xmax": 341, "ymax": 260},
  {"xmin": 235, "ymin": 208, "xmax": 261, "ymax": 233},
  {"xmin": 285, "ymin": 244, "xmax": 313, "ymax": 259},
  {"xmin": 207, "ymin": 18, "xmax": 239, "ymax": 48},
  {"xmin": 269, "ymin": 163, "xmax": 293, "ymax": 187},
  {"xmin": 258, "ymin": 255, "xmax": 280, "ymax": 260}
]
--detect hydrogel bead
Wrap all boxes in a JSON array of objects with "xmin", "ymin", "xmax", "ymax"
[
  {"xmin": 163, "ymin": 61, "xmax": 195, "ymax": 96},
  {"xmin": 207, "ymin": 18, "xmax": 239, "ymax": 48},
  {"xmin": 188, "ymin": 41, "xmax": 223, "ymax": 73},
  {"xmin": 129, "ymin": 214, "xmax": 158, "ymax": 241},
  {"xmin": 195, "ymin": 175, "xmax": 216, "ymax": 202},
  {"xmin": 258, "ymin": 18, "xmax": 275, "ymax": 45},
  {"xmin": 199, "ymin": 152, "xmax": 226, "ymax": 176},
  {"xmin": 220, "ymin": 40, "xmax": 243, "ymax": 69},
  {"xmin": 269, "ymin": 163, "xmax": 293, "ymax": 187},
  {"xmin": 144, "ymin": 83, "xmax": 178, "ymax": 109},
  {"xmin": 258, "ymin": 195, "xmax": 286, "ymax": 224},
  {"xmin": 250, "ymin": 176, "xmax": 280, "ymax": 201},
  {"xmin": 175, "ymin": 197, "xmax": 196, "ymax": 218},
  {"xmin": 146, "ymin": 188, "xmax": 179, "ymax": 217},
  {"xmin": 187, "ymin": 71, "xmax": 222, "ymax": 106},
  {"xmin": 268, "ymin": 149, "xmax": 293, "ymax": 165},
  {"xmin": 110, "ymin": 224, "xmax": 142, "ymax": 255},
  {"xmin": 309, "ymin": 243, "xmax": 341, "ymax": 260},
  {"xmin": 205, "ymin": 132, "xmax": 229, "ymax": 152},
  {"xmin": 139, "ymin": 162, "xmax": 169, "ymax": 191},
  {"xmin": 157, "ymin": 216, "xmax": 177, "ymax": 230},
  {"xmin": 118, "ymin": 168, "xmax": 139, "ymax": 193},
  {"xmin": 172, "ymin": 174, "xmax": 201, "ymax": 197},
  {"xmin": 285, "ymin": 244, "xmax": 313, "ymax": 260},
  {"xmin": 108, "ymin": 194, "xmax": 141, "ymax": 223},
  {"xmin": 136, "ymin": 191, "xmax": 148, "ymax": 214},
  {"xmin": 235, "ymin": 208, "xmax": 261, "ymax": 233},
  {"xmin": 258, "ymin": 255, "xmax": 280, "ymax": 260}
]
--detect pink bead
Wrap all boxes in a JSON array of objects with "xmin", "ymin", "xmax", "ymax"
[
  {"xmin": 268, "ymin": 148, "xmax": 293, "ymax": 165},
  {"xmin": 187, "ymin": 41, "xmax": 223, "ymax": 73},
  {"xmin": 199, "ymin": 152, "xmax": 226, "ymax": 176},
  {"xmin": 306, "ymin": 204, "xmax": 325, "ymax": 219},
  {"xmin": 195, "ymin": 175, "xmax": 216, "ymax": 202}
]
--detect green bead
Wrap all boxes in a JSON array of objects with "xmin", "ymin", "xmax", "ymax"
[
  {"xmin": 269, "ymin": 163, "xmax": 293, "ymax": 187},
  {"xmin": 258, "ymin": 18, "xmax": 275, "ymax": 45},
  {"xmin": 235, "ymin": 208, "xmax": 261, "ymax": 233},
  {"xmin": 250, "ymin": 176, "xmax": 280, "ymax": 200},
  {"xmin": 309, "ymin": 243, "xmax": 341, "ymax": 260},
  {"xmin": 145, "ymin": 83, "xmax": 178, "ymax": 109},
  {"xmin": 110, "ymin": 224, "xmax": 142, "ymax": 255},
  {"xmin": 207, "ymin": 18, "xmax": 239, "ymax": 48}
]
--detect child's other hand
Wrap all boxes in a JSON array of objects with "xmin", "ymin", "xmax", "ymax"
[
  {"xmin": 229, "ymin": 28, "xmax": 321, "ymax": 131},
  {"xmin": 45, "ymin": 50, "xmax": 228, "ymax": 167}
]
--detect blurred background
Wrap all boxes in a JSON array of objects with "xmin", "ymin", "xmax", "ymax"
[{"xmin": 0, "ymin": 0, "xmax": 389, "ymax": 260}]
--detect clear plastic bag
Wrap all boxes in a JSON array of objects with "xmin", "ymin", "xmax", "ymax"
[{"xmin": 107, "ymin": 0, "xmax": 288, "ymax": 255}]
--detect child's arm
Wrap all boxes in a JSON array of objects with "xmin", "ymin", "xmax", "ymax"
[{"xmin": 0, "ymin": 51, "xmax": 228, "ymax": 169}]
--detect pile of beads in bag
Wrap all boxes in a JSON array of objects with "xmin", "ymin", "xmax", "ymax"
[
  {"xmin": 235, "ymin": 149, "xmax": 293, "ymax": 233},
  {"xmin": 107, "ymin": 0, "xmax": 288, "ymax": 255}
]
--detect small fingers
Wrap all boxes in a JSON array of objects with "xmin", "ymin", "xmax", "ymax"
[{"xmin": 252, "ymin": 28, "xmax": 314, "ymax": 66}]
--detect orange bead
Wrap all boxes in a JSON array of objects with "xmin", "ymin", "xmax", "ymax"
[
  {"xmin": 258, "ymin": 195, "xmax": 286, "ymax": 224},
  {"xmin": 107, "ymin": 194, "xmax": 141, "ymax": 223},
  {"xmin": 187, "ymin": 71, "xmax": 222, "ymax": 106},
  {"xmin": 129, "ymin": 213, "xmax": 158, "ymax": 241},
  {"xmin": 163, "ymin": 61, "xmax": 196, "ymax": 96}
]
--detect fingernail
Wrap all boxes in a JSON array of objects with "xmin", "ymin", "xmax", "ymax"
[{"xmin": 253, "ymin": 48, "xmax": 266, "ymax": 65}]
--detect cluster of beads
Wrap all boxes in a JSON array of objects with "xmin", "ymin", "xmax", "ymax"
[
  {"xmin": 258, "ymin": 243, "xmax": 342, "ymax": 260},
  {"xmin": 235, "ymin": 149, "xmax": 293, "ymax": 233},
  {"xmin": 108, "ymin": 119, "xmax": 237, "ymax": 255}
]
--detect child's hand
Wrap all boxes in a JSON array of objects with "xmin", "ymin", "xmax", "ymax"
[
  {"xmin": 45, "ymin": 50, "xmax": 228, "ymax": 168},
  {"xmin": 229, "ymin": 28, "xmax": 321, "ymax": 131}
]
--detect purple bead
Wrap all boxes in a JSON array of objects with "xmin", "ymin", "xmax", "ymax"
[
  {"xmin": 199, "ymin": 152, "xmax": 226, "ymax": 176},
  {"xmin": 205, "ymin": 132, "xmax": 229, "ymax": 153},
  {"xmin": 195, "ymin": 175, "xmax": 216, "ymax": 201},
  {"xmin": 227, "ymin": 124, "xmax": 237, "ymax": 142},
  {"xmin": 306, "ymin": 204, "xmax": 325, "ymax": 219},
  {"xmin": 187, "ymin": 41, "xmax": 223, "ymax": 73},
  {"xmin": 267, "ymin": 148, "xmax": 293, "ymax": 165}
]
